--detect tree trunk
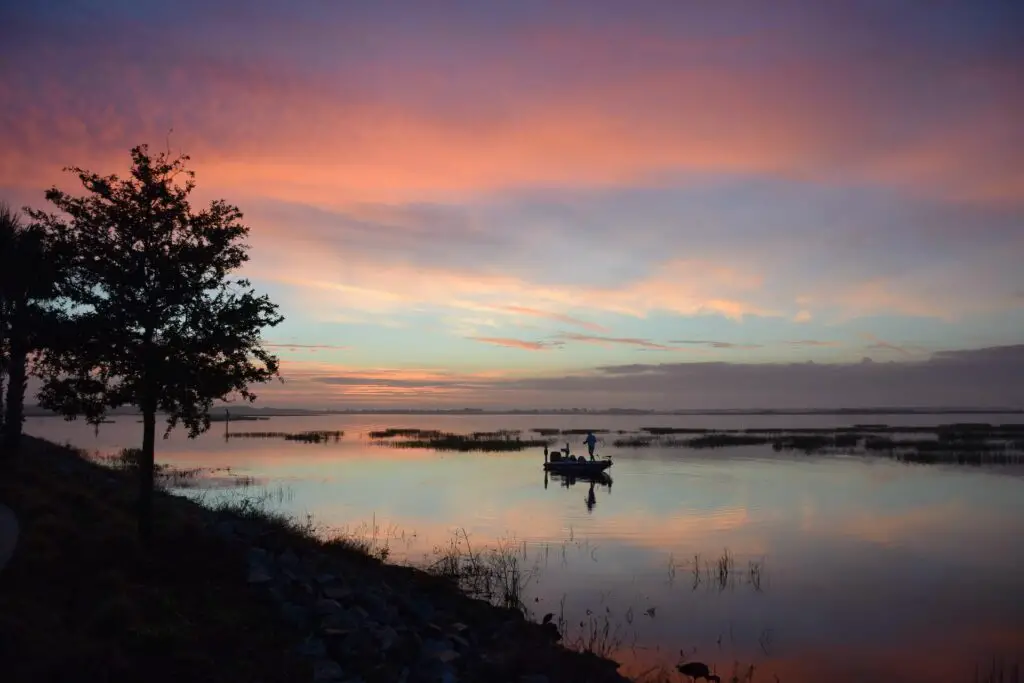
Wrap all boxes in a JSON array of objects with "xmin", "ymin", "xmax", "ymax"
[
  {"xmin": 0, "ymin": 367, "xmax": 6, "ymax": 440},
  {"xmin": 1, "ymin": 339, "xmax": 28, "ymax": 454},
  {"xmin": 139, "ymin": 403, "xmax": 156, "ymax": 548},
  {"xmin": 0, "ymin": 305, "xmax": 7, "ymax": 435}
]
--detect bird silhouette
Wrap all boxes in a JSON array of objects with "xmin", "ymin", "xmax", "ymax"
[{"xmin": 676, "ymin": 661, "xmax": 720, "ymax": 682}]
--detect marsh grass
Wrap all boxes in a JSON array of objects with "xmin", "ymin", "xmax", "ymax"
[
  {"xmin": 571, "ymin": 604, "xmax": 627, "ymax": 659},
  {"xmin": 227, "ymin": 429, "xmax": 343, "ymax": 442},
  {"xmin": 662, "ymin": 550, "xmax": 767, "ymax": 593},
  {"xmin": 371, "ymin": 431, "xmax": 553, "ymax": 452},
  {"xmin": 367, "ymin": 428, "xmax": 444, "ymax": 439},
  {"xmin": 614, "ymin": 435, "xmax": 657, "ymax": 448},
  {"xmin": 470, "ymin": 429, "xmax": 522, "ymax": 439},
  {"xmin": 424, "ymin": 529, "xmax": 537, "ymax": 612},
  {"xmin": 605, "ymin": 423, "xmax": 1024, "ymax": 466},
  {"xmin": 975, "ymin": 657, "xmax": 1021, "ymax": 683},
  {"xmin": 321, "ymin": 515, "xmax": 406, "ymax": 562},
  {"xmin": 94, "ymin": 448, "xmax": 260, "ymax": 491}
]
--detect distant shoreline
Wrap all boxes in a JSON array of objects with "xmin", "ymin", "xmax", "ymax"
[{"xmin": 24, "ymin": 407, "xmax": 1024, "ymax": 417}]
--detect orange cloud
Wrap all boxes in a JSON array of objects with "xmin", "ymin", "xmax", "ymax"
[
  {"xmin": 788, "ymin": 339, "xmax": 841, "ymax": 347},
  {"xmin": 494, "ymin": 305, "xmax": 608, "ymax": 333},
  {"xmin": 262, "ymin": 342, "xmax": 351, "ymax": 351},
  {"xmin": 556, "ymin": 333, "xmax": 674, "ymax": 351},
  {"xmin": 246, "ymin": 246, "xmax": 772, "ymax": 324},
  {"xmin": 467, "ymin": 337, "xmax": 563, "ymax": 351}
]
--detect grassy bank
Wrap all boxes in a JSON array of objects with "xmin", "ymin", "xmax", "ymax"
[
  {"xmin": 0, "ymin": 437, "xmax": 311, "ymax": 683},
  {"xmin": 0, "ymin": 437, "xmax": 630, "ymax": 683}
]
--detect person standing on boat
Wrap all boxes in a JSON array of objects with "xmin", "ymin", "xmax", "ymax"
[{"xmin": 583, "ymin": 431, "xmax": 598, "ymax": 460}]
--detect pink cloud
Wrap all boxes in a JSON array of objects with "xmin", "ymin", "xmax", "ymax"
[
  {"xmin": 494, "ymin": 305, "xmax": 608, "ymax": 332},
  {"xmin": 789, "ymin": 340, "xmax": 842, "ymax": 347},
  {"xmin": 556, "ymin": 333, "xmax": 675, "ymax": 351},
  {"xmin": 2, "ymin": 18, "xmax": 1020, "ymax": 209},
  {"xmin": 466, "ymin": 337, "xmax": 563, "ymax": 352},
  {"xmin": 263, "ymin": 342, "xmax": 351, "ymax": 351},
  {"xmin": 244, "ymin": 250, "xmax": 774, "ymax": 323}
]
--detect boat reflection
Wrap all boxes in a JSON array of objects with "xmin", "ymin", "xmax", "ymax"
[{"xmin": 543, "ymin": 470, "xmax": 613, "ymax": 513}]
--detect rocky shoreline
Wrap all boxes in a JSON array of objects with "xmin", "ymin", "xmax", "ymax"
[{"xmin": 208, "ymin": 512, "xmax": 631, "ymax": 683}]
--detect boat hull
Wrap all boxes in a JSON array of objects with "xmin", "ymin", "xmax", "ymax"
[{"xmin": 543, "ymin": 459, "xmax": 612, "ymax": 475}]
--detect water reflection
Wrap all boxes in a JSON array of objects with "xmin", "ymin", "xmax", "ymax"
[{"xmin": 545, "ymin": 470, "xmax": 613, "ymax": 513}]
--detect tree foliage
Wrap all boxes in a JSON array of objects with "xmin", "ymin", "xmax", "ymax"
[
  {"xmin": 27, "ymin": 145, "xmax": 284, "ymax": 542},
  {"xmin": 0, "ymin": 200, "xmax": 62, "ymax": 452}
]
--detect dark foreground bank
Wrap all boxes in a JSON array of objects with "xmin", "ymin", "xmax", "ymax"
[{"xmin": 0, "ymin": 437, "xmax": 628, "ymax": 683}]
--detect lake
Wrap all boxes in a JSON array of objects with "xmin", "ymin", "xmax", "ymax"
[{"xmin": 26, "ymin": 413, "xmax": 1024, "ymax": 683}]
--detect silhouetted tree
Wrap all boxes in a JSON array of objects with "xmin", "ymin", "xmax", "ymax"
[
  {"xmin": 0, "ymin": 201, "xmax": 62, "ymax": 453},
  {"xmin": 28, "ymin": 145, "xmax": 283, "ymax": 545}
]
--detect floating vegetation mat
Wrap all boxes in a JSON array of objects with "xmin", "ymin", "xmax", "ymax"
[
  {"xmin": 602, "ymin": 423, "xmax": 1024, "ymax": 465},
  {"xmin": 369, "ymin": 428, "xmax": 553, "ymax": 452},
  {"xmin": 227, "ymin": 430, "xmax": 344, "ymax": 443}
]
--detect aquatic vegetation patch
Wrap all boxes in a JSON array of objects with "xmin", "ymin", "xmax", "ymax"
[
  {"xmin": 367, "ymin": 427, "xmax": 445, "ymax": 439},
  {"xmin": 93, "ymin": 448, "xmax": 260, "ymax": 490},
  {"xmin": 611, "ymin": 423, "xmax": 1024, "ymax": 466},
  {"xmin": 612, "ymin": 436, "xmax": 657, "ymax": 448},
  {"xmin": 641, "ymin": 427, "xmax": 711, "ymax": 435},
  {"xmin": 371, "ymin": 431, "xmax": 553, "ymax": 452},
  {"xmin": 227, "ymin": 430, "xmax": 343, "ymax": 442}
]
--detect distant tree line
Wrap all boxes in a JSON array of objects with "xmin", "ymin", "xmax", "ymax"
[{"xmin": 0, "ymin": 144, "xmax": 284, "ymax": 546}]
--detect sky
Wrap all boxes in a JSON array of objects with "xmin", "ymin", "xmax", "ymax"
[{"xmin": 2, "ymin": 1, "xmax": 1023, "ymax": 409}]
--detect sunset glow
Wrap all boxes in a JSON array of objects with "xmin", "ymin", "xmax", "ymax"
[{"xmin": 4, "ymin": 1, "xmax": 1022, "ymax": 409}]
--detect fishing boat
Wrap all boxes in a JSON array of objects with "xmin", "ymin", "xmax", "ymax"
[
  {"xmin": 543, "ymin": 444, "xmax": 613, "ymax": 474},
  {"xmin": 544, "ymin": 458, "xmax": 612, "ymax": 474}
]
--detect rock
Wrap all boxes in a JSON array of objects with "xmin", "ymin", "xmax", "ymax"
[
  {"xmin": 281, "ymin": 548, "xmax": 302, "ymax": 566},
  {"xmin": 247, "ymin": 566, "xmax": 273, "ymax": 584},
  {"xmin": 323, "ymin": 585, "xmax": 352, "ymax": 601},
  {"xmin": 281, "ymin": 602, "xmax": 311, "ymax": 628},
  {"xmin": 380, "ymin": 605, "xmax": 402, "ymax": 625},
  {"xmin": 421, "ymin": 638, "xmax": 460, "ymax": 664},
  {"xmin": 374, "ymin": 626, "xmax": 399, "ymax": 652},
  {"xmin": 321, "ymin": 610, "xmax": 361, "ymax": 631},
  {"xmin": 214, "ymin": 520, "xmax": 237, "ymax": 538},
  {"xmin": 315, "ymin": 598, "xmax": 343, "ymax": 615},
  {"xmin": 312, "ymin": 658, "xmax": 346, "ymax": 682},
  {"xmin": 357, "ymin": 590, "xmax": 388, "ymax": 616},
  {"xmin": 247, "ymin": 546, "xmax": 270, "ymax": 564},
  {"xmin": 297, "ymin": 636, "xmax": 328, "ymax": 658},
  {"xmin": 326, "ymin": 628, "xmax": 377, "ymax": 660}
]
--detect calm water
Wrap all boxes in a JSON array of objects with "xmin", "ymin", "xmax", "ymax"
[{"xmin": 27, "ymin": 413, "xmax": 1024, "ymax": 682}]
